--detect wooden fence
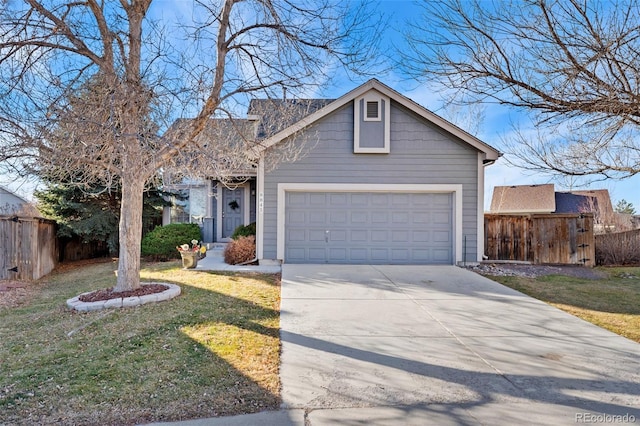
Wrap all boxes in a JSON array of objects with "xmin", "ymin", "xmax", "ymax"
[
  {"xmin": 595, "ymin": 229, "xmax": 640, "ymax": 265},
  {"xmin": 485, "ymin": 213, "xmax": 595, "ymax": 267},
  {"xmin": 0, "ymin": 216, "xmax": 58, "ymax": 281}
]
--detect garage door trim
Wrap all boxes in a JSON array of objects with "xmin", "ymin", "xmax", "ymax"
[{"xmin": 277, "ymin": 183, "xmax": 463, "ymax": 263}]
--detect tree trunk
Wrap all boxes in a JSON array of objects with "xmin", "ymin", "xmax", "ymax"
[{"xmin": 114, "ymin": 173, "xmax": 144, "ymax": 292}]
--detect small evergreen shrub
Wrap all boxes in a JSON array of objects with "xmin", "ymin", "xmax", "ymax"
[
  {"xmin": 231, "ymin": 222, "xmax": 256, "ymax": 240},
  {"xmin": 141, "ymin": 223, "xmax": 202, "ymax": 260},
  {"xmin": 224, "ymin": 235, "xmax": 256, "ymax": 265}
]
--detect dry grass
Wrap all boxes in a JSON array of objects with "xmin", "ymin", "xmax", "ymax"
[
  {"xmin": 489, "ymin": 267, "xmax": 640, "ymax": 342},
  {"xmin": 0, "ymin": 260, "xmax": 281, "ymax": 425}
]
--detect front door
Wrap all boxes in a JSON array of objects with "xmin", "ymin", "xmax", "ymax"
[{"xmin": 222, "ymin": 187, "xmax": 244, "ymax": 239}]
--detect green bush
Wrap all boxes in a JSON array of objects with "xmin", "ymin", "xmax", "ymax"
[
  {"xmin": 231, "ymin": 222, "xmax": 256, "ymax": 240},
  {"xmin": 141, "ymin": 223, "xmax": 202, "ymax": 260}
]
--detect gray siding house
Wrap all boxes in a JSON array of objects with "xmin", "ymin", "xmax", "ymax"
[
  {"xmin": 255, "ymin": 80, "xmax": 500, "ymax": 265},
  {"xmin": 166, "ymin": 79, "xmax": 500, "ymax": 265}
]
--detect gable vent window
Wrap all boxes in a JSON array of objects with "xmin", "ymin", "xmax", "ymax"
[
  {"xmin": 366, "ymin": 101, "xmax": 379, "ymax": 119},
  {"xmin": 363, "ymin": 100, "xmax": 381, "ymax": 122}
]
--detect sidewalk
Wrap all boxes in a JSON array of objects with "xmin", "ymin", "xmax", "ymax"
[{"xmin": 194, "ymin": 244, "xmax": 281, "ymax": 274}]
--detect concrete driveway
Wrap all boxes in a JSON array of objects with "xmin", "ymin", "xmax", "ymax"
[{"xmin": 280, "ymin": 264, "xmax": 640, "ymax": 425}]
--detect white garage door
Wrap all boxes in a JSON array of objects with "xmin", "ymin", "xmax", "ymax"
[{"xmin": 285, "ymin": 191, "xmax": 453, "ymax": 264}]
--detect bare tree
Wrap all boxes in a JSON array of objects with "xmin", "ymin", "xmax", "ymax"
[
  {"xmin": 402, "ymin": 0, "xmax": 640, "ymax": 180},
  {"xmin": 0, "ymin": 0, "xmax": 381, "ymax": 292}
]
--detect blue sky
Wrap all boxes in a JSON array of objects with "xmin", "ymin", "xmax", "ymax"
[{"xmin": 2, "ymin": 0, "xmax": 639, "ymax": 211}]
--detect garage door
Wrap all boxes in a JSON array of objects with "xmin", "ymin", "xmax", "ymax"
[{"xmin": 285, "ymin": 191, "xmax": 453, "ymax": 264}]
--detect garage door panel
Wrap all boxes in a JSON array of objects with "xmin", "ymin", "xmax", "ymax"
[
  {"xmin": 288, "ymin": 229, "xmax": 306, "ymax": 241},
  {"xmin": 309, "ymin": 211, "xmax": 327, "ymax": 224},
  {"xmin": 350, "ymin": 211, "xmax": 368, "ymax": 223},
  {"xmin": 391, "ymin": 249, "xmax": 410, "ymax": 261},
  {"xmin": 371, "ymin": 211, "xmax": 389, "ymax": 223},
  {"xmin": 371, "ymin": 248, "xmax": 389, "ymax": 261},
  {"xmin": 308, "ymin": 248, "xmax": 327, "ymax": 261},
  {"xmin": 329, "ymin": 230, "xmax": 347, "ymax": 242},
  {"xmin": 412, "ymin": 231, "xmax": 429, "ymax": 243},
  {"xmin": 391, "ymin": 230, "xmax": 408, "ymax": 242},
  {"xmin": 433, "ymin": 230, "xmax": 451, "ymax": 243},
  {"xmin": 329, "ymin": 193, "xmax": 348, "ymax": 205},
  {"xmin": 330, "ymin": 211, "xmax": 347, "ymax": 224},
  {"xmin": 371, "ymin": 230, "xmax": 388, "ymax": 242},
  {"xmin": 351, "ymin": 230, "xmax": 368, "ymax": 242},
  {"xmin": 288, "ymin": 211, "xmax": 306, "ymax": 224},
  {"xmin": 433, "ymin": 249, "xmax": 453, "ymax": 263},
  {"xmin": 433, "ymin": 211, "xmax": 452, "ymax": 224},
  {"xmin": 309, "ymin": 193, "xmax": 327, "ymax": 205},
  {"xmin": 349, "ymin": 248, "xmax": 368, "ymax": 262},
  {"xmin": 351, "ymin": 193, "xmax": 369, "ymax": 205},
  {"xmin": 371, "ymin": 194, "xmax": 389, "ymax": 206},
  {"xmin": 288, "ymin": 193, "xmax": 308, "ymax": 206},
  {"xmin": 285, "ymin": 191, "xmax": 453, "ymax": 264},
  {"xmin": 308, "ymin": 229, "xmax": 326, "ymax": 242}
]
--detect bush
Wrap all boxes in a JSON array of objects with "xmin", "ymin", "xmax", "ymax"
[
  {"xmin": 141, "ymin": 223, "xmax": 202, "ymax": 260},
  {"xmin": 231, "ymin": 222, "xmax": 256, "ymax": 240},
  {"xmin": 224, "ymin": 235, "xmax": 256, "ymax": 265},
  {"xmin": 595, "ymin": 230, "xmax": 640, "ymax": 265}
]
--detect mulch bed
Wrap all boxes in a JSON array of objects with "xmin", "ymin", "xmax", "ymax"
[{"xmin": 79, "ymin": 283, "xmax": 169, "ymax": 302}]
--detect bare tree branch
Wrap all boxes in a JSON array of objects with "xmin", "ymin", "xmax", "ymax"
[
  {"xmin": 402, "ymin": 0, "xmax": 640, "ymax": 180},
  {"xmin": 0, "ymin": 0, "xmax": 382, "ymax": 291}
]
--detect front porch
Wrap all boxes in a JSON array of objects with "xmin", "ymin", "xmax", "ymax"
[{"xmin": 163, "ymin": 178, "xmax": 256, "ymax": 243}]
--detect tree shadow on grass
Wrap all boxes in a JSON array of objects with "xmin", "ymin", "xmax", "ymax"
[{"xmin": 0, "ymin": 269, "xmax": 283, "ymax": 425}]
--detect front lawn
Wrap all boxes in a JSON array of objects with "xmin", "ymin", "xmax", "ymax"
[
  {"xmin": 489, "ymin": 267, "xmax": 640, "ymax": 343},
  {"xmin": 0, "ymin": 260, "xmax": 281, "ymax": 425}
]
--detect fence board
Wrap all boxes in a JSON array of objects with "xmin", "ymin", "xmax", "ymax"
[
  {"xmin": 0, "ymin": 216, "xmax": 58, "ymax": 281},
  {"xmin": 485, "ymin": 214, "xmax": 594, "ymax": 267}
]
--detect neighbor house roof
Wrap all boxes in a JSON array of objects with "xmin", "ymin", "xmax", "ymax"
[
  {"xmin": 571, "ymin": 189, "xmax": 614, "ymax": 219},
  {"xmin": 554, "ymin": 192, "xmax": 596, "ymax": 214},
  {"xmin": 250, "ymin": 79, "xmax": 501, "ymax": 162},
  {"xmin": 489, "ymin": 184, "xmax": 556, "ymax": 214}
]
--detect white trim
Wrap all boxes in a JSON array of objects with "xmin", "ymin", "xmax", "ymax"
[
  {"xmin": 477, "ymin": 153, "xmax": 485, "ymax": 263},
  {"xmin": 364, "ymin": 100, "xmax": 381, "ymax": 121},
  {"xmin": 216, "ymin": 183, "xmax": 223, "ymax": 242},
  {"xmin": 253, "ymin": 79, "xmax": 500, "ymax": 161},
  {"xmin": 243, "ymin": 182, "xmax": 250, "ymax": 225},
  {"xmin": 276, "ymin": 183, "xmax": 463, "ymax": 264},
  {"xmin": 256, "ymin": 157, "xmax": 265, "ymax": 259},
  {"xmin": 354, "ymin": 91, "xmax": 391, "ymax": 154}
]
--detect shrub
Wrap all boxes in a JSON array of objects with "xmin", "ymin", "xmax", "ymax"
[
  {"xmin": 595, "ymin": 230, "xmax": 640, "ymax": 265},
  {"xmin": 224, "ymin": 235, "xmax": 256, "ymax": 265},
  {"xmin": 141, "ymin": 223, "xmax": 202, "ymax": 260},
  {"xmin": 231, "ymin": 222, "xmax": 256, "ymax": 240}
]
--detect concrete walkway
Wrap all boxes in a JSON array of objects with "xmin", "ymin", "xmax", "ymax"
[
  {"xmin": 150, "ymin": 264, "xmax": 640, "ymax": 425},
  {"xmin": 194, "ymin": 244, "xmax": 281, "ymax": 274}
]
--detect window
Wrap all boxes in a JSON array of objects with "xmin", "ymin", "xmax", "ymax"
[
  {"xmin": 364, "ymin": 100, "xmax": 380, "ymax": 121},
  {"xmin": 366, "ymin": 101, "xmax": 379, "ymax": 120}
]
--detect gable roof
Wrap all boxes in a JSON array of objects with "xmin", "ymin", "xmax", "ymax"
[
  {"xmin": 490, "ymin": 184, "xmax": 556, "ymax": 213},
  {"xmin": 251, "ymin": 79, "xmax": 501, "ymax": 161},
  {"xmin": 489, "ymin": 184, "xmax": 616, "ymax": 221},
  {"xmin": 571, "ymin": 189, "xmax": 614, "ymax": 218}
]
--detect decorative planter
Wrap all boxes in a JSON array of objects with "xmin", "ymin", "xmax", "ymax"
[{"xmin": 180, "ymin": 251, "xmax": 199, "ymax": 269}]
